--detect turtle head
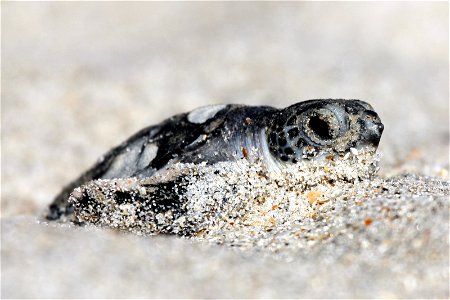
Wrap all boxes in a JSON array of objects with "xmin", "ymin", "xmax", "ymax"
[{"xmin": 267, "ymin": 99, "xmax": 384, "ymax": 163}]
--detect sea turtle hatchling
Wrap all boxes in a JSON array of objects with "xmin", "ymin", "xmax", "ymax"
[{"xmin": 47, "ymin": 99, "xmax": 384, "ymax": 235}]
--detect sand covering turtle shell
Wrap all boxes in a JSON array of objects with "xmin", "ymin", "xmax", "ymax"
[{"xmin": 70, "ymin": 148, "xmax": 387, "ymax": 241}]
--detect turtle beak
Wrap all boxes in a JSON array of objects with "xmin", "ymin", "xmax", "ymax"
[{"xmin": 358, "ymin": 110, "xmax": 384, "ymax": 148}]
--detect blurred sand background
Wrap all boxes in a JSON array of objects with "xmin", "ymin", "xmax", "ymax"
[{"xmin": 2, "ymin": 2, "xmax": 449, "ymax": 298}]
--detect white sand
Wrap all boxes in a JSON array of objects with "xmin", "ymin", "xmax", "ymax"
[{"xmin": 2, "ymin": 2, "xmax": 449, "ymax": 298}]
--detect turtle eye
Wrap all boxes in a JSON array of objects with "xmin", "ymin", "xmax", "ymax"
[
  {"xmin": 308, "ymin": 115, "xmax": 332, "ymax": 140},
  {"xmin": 303, "ymin": 109, "xmax": 340, "ymax": 144}
]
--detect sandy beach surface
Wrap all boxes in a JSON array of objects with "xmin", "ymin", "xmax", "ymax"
[{"xmin": 2, "ymin": 2, "xmax": 449, "ymax": 298}]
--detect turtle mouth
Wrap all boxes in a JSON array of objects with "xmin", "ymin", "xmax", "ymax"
[{"xmin": 365, "ymin": 131, "xmax": 383, "ymax": 147}]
